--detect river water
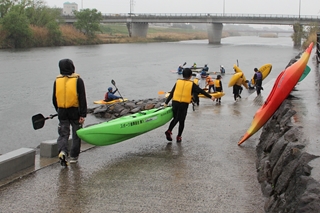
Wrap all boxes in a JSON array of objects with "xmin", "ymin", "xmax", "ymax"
[{"xmin": 0, "ymin": 36, "xmax": 305, "ymax": 154}]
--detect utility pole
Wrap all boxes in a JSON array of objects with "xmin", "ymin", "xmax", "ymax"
[
  {"xmin": 130, "ymin": 0, "xmax": 135, "ymax": 16},
  {"xmin": 223, "ymin": 0, "xmax": 225, "ymax": 16},
  {"xmin": 298, "ymin": 0, "xmax": 301, "ymax": 19},
  {"xmin": 128, "ymin": 0, "xmax": 135, "ymax": 37},
  {"xmin": 317, "ymin": 33, "xmax": 320, "ymax": 63}
]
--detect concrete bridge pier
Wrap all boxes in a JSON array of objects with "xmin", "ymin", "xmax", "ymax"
[
  {"xmin": 207, "ymin": 23, "xmax": 223, "ymax": 44},
  {"xmin": 292, "ymin": 23, "xmax": 302, "ymax": 47},
  {"xmin": 127, "ymin": 22, "xmax": 149, "ymax": 38}
]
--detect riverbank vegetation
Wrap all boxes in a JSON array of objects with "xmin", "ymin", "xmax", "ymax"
[
  {"xmin": 291, "ymin": 23, "xmax": 319, "ymax": 49},
  {"xmin": 97, "ymin": 24, "xmax": 209, "ymax": 43},
  {"xmin": 301, "ymin": 25, "xmax": 319, "ymax": 49}
]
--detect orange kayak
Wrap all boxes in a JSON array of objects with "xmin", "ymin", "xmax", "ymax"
[{"xmin": 238, "ymin": 42, "xmax": 313, "ymax": 146}]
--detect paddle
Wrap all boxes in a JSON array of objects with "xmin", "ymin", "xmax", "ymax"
[
  {"xmin": 111, "ymin": 79, "xmax": 124, "ymax": 101},
  {"xmin": 32, "ymin": 113, "xmax": 57, "ymax": 130},
  {"xmin": 298, "ymin": 65, "xmax": 311, "ymax": 82}
]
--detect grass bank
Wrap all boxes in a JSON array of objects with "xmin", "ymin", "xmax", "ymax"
[
  {"xmin": 0, "ymin": 24, "xmax": 209, "ymax": 48},
  {"xmin": 97, "ymin": 24, "xmax": 208, "ymax": 43}
]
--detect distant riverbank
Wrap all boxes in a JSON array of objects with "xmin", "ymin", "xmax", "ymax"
[
  {"xmin": 0, "ymin": 24, "xmax": 229, "ymax": 49},
  {"xmin": 0, "ymin": 23, "xmax": 314, "ymax": 49},
  {"xmin": 0, "ymin": 24, "xmax": 210, "ymax": 49}
]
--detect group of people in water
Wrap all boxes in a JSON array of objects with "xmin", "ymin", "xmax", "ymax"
[
  {"xmin": 104, "ymin": 62, "xmax": 263, "ymax": 104},
  {"xmin": 101, "ymin": 63, "xmax": 264, "ymax": 145},
  {"xmin": 232, "ymin": 67, "xmax": 263, "ymax": 101},
  {"xmin": 164, "ymin": 65, "xmax": 264, "ymax": 143},
  {"xmin": 177, "ymin": 62, "xmax": 263, "ymax": 103}
]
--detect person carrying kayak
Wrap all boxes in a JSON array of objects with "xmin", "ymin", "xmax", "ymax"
[
  {"xmin": 232, "ymin": 72, "xmax": 245, "ymax": 101},
  {"xmin": 192, "ymin": 73, "xmax": 201, "ymax": 106},
  {"xmin": 164, "ymin": 68, "xmax": 215, "ymax": 143},
  {"xmin": 214, "ymin": 75, "xmax": 223, "ymax": 103},
  {"xmin": 205, "ymin": 75, "xmax": 215, "ymax": 93}
]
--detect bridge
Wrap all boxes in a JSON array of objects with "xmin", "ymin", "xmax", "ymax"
[{"xmin": 63, "ymin": 13, "xmax": 320, "ymax": 45}]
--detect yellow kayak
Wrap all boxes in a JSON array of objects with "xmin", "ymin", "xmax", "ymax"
[
  {"xmin": 199, "ymin": 91, "xmax": 225, "ymax": 98},
  {"xmin": 165, "ymin": 91, "xmax": 224, "ymax": 99},
  {"xmin": 251, "ymin": 63, "xmax": 272, "ymax": 85},
  {"xmin": 93, "ymin": 98, "xmax": 128, "ymax": 104}
]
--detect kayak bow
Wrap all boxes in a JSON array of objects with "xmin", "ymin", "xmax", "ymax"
[{"xmin": 238, "ymin": 42, "xmax": 313, "ymax": 145}]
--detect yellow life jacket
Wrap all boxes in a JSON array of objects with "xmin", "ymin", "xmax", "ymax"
[
  {"xmin": 236, "ymin": 76, "xmax": 243, "ymax": 86},
  {"xmin": 193, "ymin": 78, "xmax": 199, "ymax": 85},
  {"xmin": 172, "ymin": 79, "xmax": 193, "ymax": 103},
  {"xmin": 55, "ymin": 73, "xmax": 80, "ymax": 108},
  {"xmin": 214, "ymin": 79, "xmax": 220, "ymax": 88}
]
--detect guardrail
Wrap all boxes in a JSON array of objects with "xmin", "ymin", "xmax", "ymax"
[
  {"xmin": 102, "ymin": 13, "xmax": 320, "ymax": 19},
  {"xmin": 62, "ymin": 13, "xmax": 320, "ymax": 26},
  {"xmin": 62, "ymin": 13, "xmax": 320, "ymax": 19}
]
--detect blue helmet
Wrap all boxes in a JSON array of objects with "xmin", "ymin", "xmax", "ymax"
[{"xmin": 108, "ymin": 87, "xmax": 112, "ymax": 91}]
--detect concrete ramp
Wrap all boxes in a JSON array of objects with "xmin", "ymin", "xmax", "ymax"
[{"xmin": 247, "ymin": 78, "xmax": 276, "ymax": 105}]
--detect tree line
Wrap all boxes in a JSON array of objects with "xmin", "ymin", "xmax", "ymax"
[{"xmin": 0, "ymin": 0, "xmax": 102, "ymax": 48}]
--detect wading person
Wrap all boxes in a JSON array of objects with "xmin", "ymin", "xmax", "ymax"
[
  {"xmin": 192, "ymin": 73, "xmax": 201, "ymax": 106},
  {"xmin": 205, "ymin": 75, "xmax": 215, "ymax": 93},
  {"xmin": 52, "ymin": 59, "xmax": 87, "ymax": 166},
  {"xmin": 164, "ymin": 68, "xmax": 215, "ymax": 143},
  {"xmin": 253, "ymin": 68, "xmax": 263, "ymax": 95},
  {"xmin": 214, "ymin": 75, "xmax": 223, "ymax": 103},
  {"xmin": 233, "ymin": 73, "xmax": 245, "ymax": 101}
]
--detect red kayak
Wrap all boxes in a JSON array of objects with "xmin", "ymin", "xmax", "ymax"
[{"xmin": 238, "ymin": 42, "xmax": 313, "ymax": 145}]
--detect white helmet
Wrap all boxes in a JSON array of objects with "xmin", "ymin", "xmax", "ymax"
[{"xmin": 221, "ymin": 65, "xmax": 223, "ymax": 67}]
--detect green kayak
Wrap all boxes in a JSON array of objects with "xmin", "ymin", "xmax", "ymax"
[{"xmin": 77, "ymin": 107, "xmax": 173, "ymax": 146}]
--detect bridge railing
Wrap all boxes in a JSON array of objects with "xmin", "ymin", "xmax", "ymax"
[
  {"xmin": 96, "ymin": 13, "xmax": 320, "ymax": 19},
  {"xmin": 62, "ymin": 13, "xmax": 320, "ymax": 20},
  {"xmin": 62, "ymin": 13, "xmax": 320, "ymax": 25}
]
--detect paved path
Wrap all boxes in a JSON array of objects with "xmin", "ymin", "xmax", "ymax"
[{"xmin": 6, "ymin": 71, "xmax": 320, "ymax": 213}]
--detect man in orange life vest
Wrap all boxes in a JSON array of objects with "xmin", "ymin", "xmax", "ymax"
[
  {"xmin": 164, "ymin": 68, "xmax": 215, "ymax": 143},
  {"xmin": 205, "ymin": 75, "xmax": 215, "ymax": 93},
  {"xmin": 52, "ymin": 59, "xmax": 87, "ymax": 166}
]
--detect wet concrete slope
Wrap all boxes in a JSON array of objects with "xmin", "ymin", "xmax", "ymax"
[{"xmin": 0, "ymin": 91, "xmax": 266, "ymax": 212}]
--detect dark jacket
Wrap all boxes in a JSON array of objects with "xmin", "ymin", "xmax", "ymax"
[{"xmin": 52, "ymin": 59, "xmax": 87, "ymax": 120}]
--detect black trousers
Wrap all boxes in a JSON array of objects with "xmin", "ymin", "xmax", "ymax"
[
  {"xmin": 256, "ymin": 79, "xmax": 262, "ymax": 95},
  {"xmin": 233, "ymin": 85, "xmax": 242, "ymax": 100},
  {"xmin": 167, "ymin": 101, "xmax": 189, "ymax": 137},
  {"xmin": 57, "ymin": 119, "xmax": 82, "ymax": 158},
  {"xmin": 192, "ymin": 92, "xmax": 199, "ymax": 105}
]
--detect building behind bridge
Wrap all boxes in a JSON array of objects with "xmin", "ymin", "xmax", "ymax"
[{"xmin": 63, "ymin": 2, "xmax": 78, "ymax": 16}]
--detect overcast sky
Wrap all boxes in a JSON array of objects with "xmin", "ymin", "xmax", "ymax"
[{"xmin": 45, "ymin": 0, "xmax": 320, "ymax": 16}]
